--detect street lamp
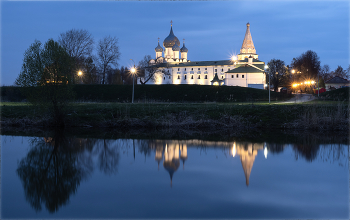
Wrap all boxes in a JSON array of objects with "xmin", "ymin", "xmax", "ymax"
[
  {"xmin": 78, "ymin": 71, "xmax": 83, "ymax": 84},
  {"xmin": 130, "ymin": 59, "xmax": 136, "ymax": 104},
  {"xmin": 265, "ymin": 65, "xmax": 270, "ymax": 104}
]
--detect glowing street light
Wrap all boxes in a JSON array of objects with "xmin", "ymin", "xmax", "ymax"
[
  {"xmin": 130, "ymin": 59, "xmax": 136, "ymax": 104},
  {"xmin": 264, "ymin": 65, "xmax": 270, "ymax": 104},
  {"xmin": 77, "ymin": 70, "xmax": 83, "ymax": 84}
]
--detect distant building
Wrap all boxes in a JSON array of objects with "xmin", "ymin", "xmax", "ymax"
[
  {"xmin": 325, "ymin": 76, "xmax": 350, "ymax": 91},
  {"xmin": 140, "ymin": 22, "xmax": 266, "ymax": 89}
]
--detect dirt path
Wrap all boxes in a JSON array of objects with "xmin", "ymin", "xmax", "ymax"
[{"xmin": 279, "ymin": 94, "xmax": 316, "ymax": 104}]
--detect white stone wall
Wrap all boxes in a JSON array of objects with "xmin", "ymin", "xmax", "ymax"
[
  {"xmin": 164, "ymin": 48, "xmax": 173, "ymax": 59},
  {"xmin": 143, "ymin": 64, "xmax": 265, "ymax": 87},
  {"xmin": 225, "ymin": 72, "xmax": 265, "ymax": 87}
]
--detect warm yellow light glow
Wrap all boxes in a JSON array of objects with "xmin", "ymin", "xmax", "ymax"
[
  {"xmin": 264, "ymin": 147, "xmax": 268, "ymax": 159},
  {"xmin": 292, "ymin": 84, "xmax": 297, "ymax": 87},
  {"xmin": 213, "ymin": 82, "xmax": 219, "ymax": 86},
  {"xmin": 231, "ymin": 55, "xmax": 237, "ymax": 61},
  {"xmin": 231, "ymin": 144, "xmax": 236, "ymax": 157},
  {"xmin": 292, "ymin": 69, "xmax": 295, "ymax": 74},
  {"xmin": 78, "ymin": 71, "xmax": 83, "ymax": 76},
  {"xmin": 131, "ymin": 68, "xmax": 136, "ymax": 74},
  {"xmin": 265, "ymin": 65, "xmax": 268, "ymax": 69},
  {"xmin": 301, "ymin": 83, "xmax": 303, "ymax": 85},
  {"xmin": 311, "ymin": 81, "xmax": 315, "ymax": 84}
]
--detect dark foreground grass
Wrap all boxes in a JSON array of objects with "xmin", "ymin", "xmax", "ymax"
[
  {"xmin": 1, "ymin": 84, "xmax": 291, "ymax": 102},
  {"xmin": 1, "ymin": 102, "xmax": 348, "ymax": 131}
]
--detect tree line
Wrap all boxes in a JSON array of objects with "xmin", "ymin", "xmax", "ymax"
[{"xmin": 265, "ymin": 50, "xmax": 350, "ymax": 92}]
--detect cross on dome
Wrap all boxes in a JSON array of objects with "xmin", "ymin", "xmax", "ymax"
[{"xmin": 170, "ymin": 20, "xmax": 173, "ymax": 26}]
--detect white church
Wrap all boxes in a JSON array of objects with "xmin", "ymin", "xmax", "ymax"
[{"xmin": 140, "ymin": 22, "xmax": 266, "ymax": 89}]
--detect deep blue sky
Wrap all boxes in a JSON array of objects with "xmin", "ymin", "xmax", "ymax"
[{"xmin": 1, "ymin": 1, "xmax": 349, "ymax": 86}]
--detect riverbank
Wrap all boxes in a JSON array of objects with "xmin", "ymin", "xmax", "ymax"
[{"xmin": 1, "ymin": 102, "xmax": 348, "ymax": 131}]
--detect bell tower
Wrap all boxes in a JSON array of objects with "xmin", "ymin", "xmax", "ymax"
[{"xmin": 238, "ymin": 23, "xmax": 259, "ymax": 60}]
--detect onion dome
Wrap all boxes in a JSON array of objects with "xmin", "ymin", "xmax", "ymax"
[
  {"xmin": 172, "ymin": 44, "xmax": 180, "ymax": 51},
  {"xmin": 180, "ymin": 43, "xmax": 188, "ymax": 53},
  {"xmin": 163, "ymin": 25, "xmax": 180, "ymax": 48},
  {"xmin": 155, "ymin": 39, "xmax": 163, "ymax": 52}
]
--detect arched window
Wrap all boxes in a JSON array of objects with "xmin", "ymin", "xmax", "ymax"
[
  {"xmin": 236, "ymin": 74, "xmax": 239, "ymax": 78},
  {"xmin": 231, "ymin": 75, "xmax": 234, "ymax": 78},
  {"xmin": 205, "ymin": 75, "xmax": 207, "ymax": 79},
  {"xmin": 242, "ymin": 75, "xmax": 244, "ymax": 78},
  {"xmin": 185, "ymin": 75, "xmax": 187, "ymax": 80},
  {"xmin": 177, "ymin": 75, "xmax": 180, "ymax": 79},
  {"xmin": 191, "ymin": 75, "xmax": 193, "ymax": 79}
]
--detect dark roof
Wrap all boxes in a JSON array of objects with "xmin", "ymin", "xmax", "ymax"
[
  {"xmin": 163, "ymin": 26, "xmax": 180, "ymax": 48},
  {"xmin": 180, "ymin": 43, "xmax": 188, "ymax": 53},
  {"xmin": 211, "ymin": 73, "xmax": 223, "ymax": 82},
  {"xmin": 148, "ymin": 59, "xmax": 265, "ymax": 72},
  {"xmin": 240, "ymin": 58, "xmax": 263, "ymax": 62},
  {"xmin": 226, "ymin": 64, "xmax": 264, "ymax": 73},
  {"xmin": 325, "ymin": 76, "xmax": 350, "ymax": 84}
]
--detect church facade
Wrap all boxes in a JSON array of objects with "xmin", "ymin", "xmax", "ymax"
[{"xmin": 140, "ymin": 22, "xmax": 266, "ymax": 89}]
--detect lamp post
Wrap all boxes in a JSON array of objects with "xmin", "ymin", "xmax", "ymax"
[
  {"xmin": 130, "ymin": 59, "xmax": 136, "ymax": 104},
  {"xmin": 265, "ymin": 65, "xmax": 270, "ymax": 104},
  {"xmin": 317, "ymin": 71, "xmax": 319, "ymax": 97},
  {"xmin": 78, "ymin": 71, "xmax": 83, "ymax": 84}
]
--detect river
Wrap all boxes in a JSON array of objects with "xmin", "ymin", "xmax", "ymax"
[{"xmin": 1, "ymin": 128, "xmax": 348, "ymax": 219}]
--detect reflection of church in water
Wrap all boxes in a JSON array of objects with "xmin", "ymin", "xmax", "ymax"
[{"xmin": 149, "ymin": 140, "xmax": 265, "ymax": 187}]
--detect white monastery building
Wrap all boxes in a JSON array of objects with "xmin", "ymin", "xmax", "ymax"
[{"xmin": 140, "ymin": 22, "xmax": 266, "ymax": 89}]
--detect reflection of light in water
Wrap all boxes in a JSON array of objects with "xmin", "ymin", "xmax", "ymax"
[
  {"xmin": 231, "ymin": 143, "xmax": 236, "ymax": 157},
  {"xmin": 264, "ymin": 147, "xmax": 268, "ymax": 159}
]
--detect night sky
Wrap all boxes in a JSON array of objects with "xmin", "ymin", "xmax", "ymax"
[{"xmin": 1, "ymin": 1, "xmax": 349, "ymax": 86}]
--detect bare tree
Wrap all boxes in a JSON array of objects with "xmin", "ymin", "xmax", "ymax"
[
  {"xmin": 58, "ymin": 29, "xmax": 94, "ymax": 84},
  {"xmin": 138, "ymin": 55, "xmax": 168, "ymax": 85},
  {"xmin": 58, "ymin": 29, "xmax": 94, "ymax": 59},
  {"xmin": 320, "ymin": 64, "xmax": 331, "ymax": 81},
  {"xmin": 267, "ymin": 59, "xmax": 288, "ymax": 92},
  {"xmin": 96, "ymin": 36, "xmax": 120, "ymax": 84},
  {"xmin": 331, "ymin": 65, "xmax": 349, "ymax": 79}
]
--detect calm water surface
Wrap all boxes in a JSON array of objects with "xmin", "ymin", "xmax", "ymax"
[{"xmin": 1, "ymin": 131, "xmax": 349, "ymax": 219}]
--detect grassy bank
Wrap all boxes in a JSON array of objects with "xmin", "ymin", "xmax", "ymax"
[
  {"xmin": 1, "ymin": 84, "xmax": 291, "ymax": 102},
  {"xmin": 1, "ymin": 102, "xmax": 348, "ymax": 131}
]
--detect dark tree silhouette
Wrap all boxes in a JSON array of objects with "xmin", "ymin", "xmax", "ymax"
[{"xmin": 16, "ymin": 131, "xmax": 90, "ymax": 213}]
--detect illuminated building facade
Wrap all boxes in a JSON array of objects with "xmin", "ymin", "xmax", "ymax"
[{"xmin": 140, "ymin": 22, "xmax": 266, "ymax": 89}]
